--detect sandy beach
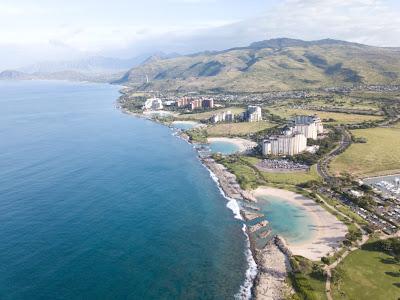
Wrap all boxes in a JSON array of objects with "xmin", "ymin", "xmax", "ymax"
[
  {"xmin": 207, "ymin": 137, "xmax": 257, "ymax": 154},
  {"xmin": 253, "ymin": 187, "xmax": 348, "ymax": 261}
]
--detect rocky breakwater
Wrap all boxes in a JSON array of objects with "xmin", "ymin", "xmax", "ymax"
[
  {"xmin": 253, "ymin": 236, "xmax": 292, "ymax": 300},
  {"xmin": 249, "ymin": 221, "xmax": 269, "ymax": 233},
  {"xmin": 274, "ymin": 235, "xmax": 293, "ymax": 258},
  {"xmin": 202, "ymin": 158, "xmax": 257, "ymax": 202},
  {"xmin": 242, "ymin": 211, "xmax": 265, "ymax": 222}
]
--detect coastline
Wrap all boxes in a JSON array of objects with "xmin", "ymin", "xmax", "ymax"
[
  {"xmin": 118, "ymin": 100, "xmax": 260, "ymax": 299},
  {"xmin": 202, "ymin": 157, "xmax": 293, "ymax": 300},
  {"xmin": 117, "ymin": 98, "xmax": 346, "ymax": 299}
]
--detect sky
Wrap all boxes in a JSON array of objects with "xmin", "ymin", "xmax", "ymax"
[{"xmin": 1, "ymin": 0, "xmax": 400, "ymax": 69}]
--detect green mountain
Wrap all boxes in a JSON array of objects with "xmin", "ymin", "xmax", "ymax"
[{"xmin": 116, "ymin": 38, "xmax": 400, "ymax": 92}]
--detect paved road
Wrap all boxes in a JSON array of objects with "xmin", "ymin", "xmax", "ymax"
[{"xmin": 317, "ymin": 127, "xmax": 352, "ymax": 182}]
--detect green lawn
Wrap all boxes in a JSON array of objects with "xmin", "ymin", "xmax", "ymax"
[
  {"xmin": 288, "ymin": 256, "xmax": 327, "ymax": 300},
  {"xmin": 332, "ymin": 242, "xmax": 400, "ymax": 300},
  {"xmin": 310, "ymin": 97, "xmax": 381, "ymax": 112},
  {"xmin": 331, "ymin": 126, "xmax": 400, "ymax": 177},
  {"xmin": 269, "ymin": 107, "xmax": 382, "ymax": 125},
  {"xmin": 207, "ymin": 121, "xmax": 273, "ymax": 137},
  {"xmin": 178, "ymin": 107, "xmax": 245, "ymax": 121},
  {"xmin": 214, "ymin": 156, "xmax": 265, "ymax": 190}
]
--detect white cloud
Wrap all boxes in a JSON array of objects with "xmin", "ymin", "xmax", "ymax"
[{"xmin": 0, "ymin": 0, "xmax": 399, "ymax": 69}]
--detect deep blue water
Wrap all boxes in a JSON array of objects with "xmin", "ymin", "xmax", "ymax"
[{"xmin": 0, "ymin": 81, "xmax": 249, "ymax": 299}]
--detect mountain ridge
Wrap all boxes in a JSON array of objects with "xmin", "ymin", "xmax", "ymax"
[{"xmin": 116, "ymin": 38, "xmax": 400, "ymax": 92}]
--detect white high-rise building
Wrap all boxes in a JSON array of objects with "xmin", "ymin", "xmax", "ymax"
[
  {"xmin": 262, "ymin": 133, "xmax": 307, "ymax": 156},
  {"xmin": 210, "ymin": 110, "xmax": 235, "ymax": 123},
  {"xmin": 246, "ymin": 105, "xmax": 262, "ymax": 122},
  {"xmin": 143, "ymin": 97, "xmax": 163, "ymax": 110},
  {"xmin": 287, "ymin": 115, "xmax": 323, "ymax": 140}
]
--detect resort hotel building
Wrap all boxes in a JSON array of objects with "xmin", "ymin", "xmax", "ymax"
[
  {"xmin": 143, "ymin": 97, "xmax": 163, "ymax": 110},
  {"xmin": 262, "ymin": 115, "xmax": 324, "ymax": 156},
  {"xmin": 286, "ymin": 115, "xmax": 324, "ymax": 140},
  {"xmin": 210, "ymin": 110, "xmax": 235, "ymax": 123},
  {"xmin": 176, "ymin": 97, "xmax": 214, "ymax": 111},
  {"xmin": 245, "ymin": 105, "xmax": 262, "ymax": 122},
  {"xmin": 262, "ymin": 132, "xmax": 307, "ymax": 156}
]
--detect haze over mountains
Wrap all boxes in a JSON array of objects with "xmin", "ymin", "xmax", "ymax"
[
  {"xmin": 116, "ymin": 38, "xmax": 400, "ymax": 92},
  {"xmin": 0, "ymin": 52, "xmax": 178, "ymax": 83},
  {"xmin": 2, "ymin": 38, "xmax": 400, "ymax": 91}
]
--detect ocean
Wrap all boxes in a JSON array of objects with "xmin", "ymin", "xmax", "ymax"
[{"xmin": 0, "ymin": 81, "xmax": 250, "ymax": 299}]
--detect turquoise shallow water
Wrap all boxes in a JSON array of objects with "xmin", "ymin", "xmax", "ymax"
[
  {"xmin": 0, "ymin": 81, "xmax": 249, "ymax": 299},
  {"xmin": 256, "ymin": 195, "xmax": 314, "ymax": 244},
  {"xmin": 209, "ymin": 141, "xmax": 241, "ymax": 155}
]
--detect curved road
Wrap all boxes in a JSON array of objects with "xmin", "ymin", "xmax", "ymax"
[{"xmin": 317, "ymin": 127, "xmax": 352, "ymax": 182}]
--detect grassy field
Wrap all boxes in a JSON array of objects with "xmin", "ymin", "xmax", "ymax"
[
  {"xmin": 207, "ymin": 121, "xmax": 273, "ymax": 136},
  {"xmin": 331, "ymin": 126, "xmax": 400, "ymax": 177},
  {"xmin": 331, "ymin": 241, "xmax": 400, "ymax": 300},
  {"xmin": 214, "ymin": 156, "xmax": 265, "ymax": 190},
  {"xmin": 288, "ymin": 256, "xmax": 327, "ymax": 300},
  {"xmin": 268, "ymin": 107, "xmax": 383, "ymax": 125},
  {"xmin": 286, "ymin": 96, "xmax": 381, "ymax": 112},
  {"xmin": 242, "ymin": 157, "xmax": 321, "ymax": 186},
  {"xmin": 177, "ymin": 107, "xmax": 245, "ymax": 121}
]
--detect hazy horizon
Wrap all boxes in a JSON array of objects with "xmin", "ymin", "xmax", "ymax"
[{"xmin": 2, "ymin": 0, "xmax": 400, "ymax": 70}]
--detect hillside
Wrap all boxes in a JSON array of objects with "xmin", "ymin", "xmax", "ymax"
[{"xmin": 116, "ymin": 38, "xmax": 400, "ymax": 92}]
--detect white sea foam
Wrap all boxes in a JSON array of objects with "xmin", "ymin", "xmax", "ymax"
[
  {"xmin": 206, "ymin": 167, "xmax": 242, "ymax": 220},
  {"xmin": 203, "ymin": 164, "xmax": 257, "ymax": 300},
  {"xmin": 235, "ymin": 224, "xmax": 258, "ymax": 300},
  {"xmin": 132, "ymin": 115, "xmax": 258, "ymax": 298}
]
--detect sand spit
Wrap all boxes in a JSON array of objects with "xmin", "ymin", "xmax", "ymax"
[{"xmin": 253, "ymin": 187, "xmax": 348, "ymax": 261}]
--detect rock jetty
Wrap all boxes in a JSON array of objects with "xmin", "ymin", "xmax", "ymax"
[
  {"xmin": 253, "ymin": 236, "xmax": 292, "ymax": 300},
  {"xmin": 242, "ymin": 211, "xmax": 265, "ymax": 221},
  {"xmin": 250, "ymin": 220, "xmax": 269, "ymax": 233},
  {"xmin": 258, "ymin": 230, "xmax": 272, "ymax": 239}
]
